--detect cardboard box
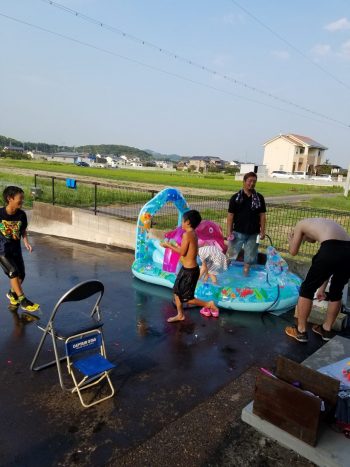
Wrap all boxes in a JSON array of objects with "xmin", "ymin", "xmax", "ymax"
[{"xmin": 253, "ymin": 356, "xmax": 339, "ymax": 446}]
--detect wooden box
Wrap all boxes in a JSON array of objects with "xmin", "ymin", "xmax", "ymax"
[{"xmin": 253, "ymin": 356, "xmax": 340, "ymax": 446}]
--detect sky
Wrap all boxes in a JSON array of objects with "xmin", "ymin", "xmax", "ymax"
[{"xmin": 1, "ymin": 0, "xmax": 350, "ymax": 166}]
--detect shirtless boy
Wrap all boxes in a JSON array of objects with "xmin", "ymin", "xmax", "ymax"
[
  {"xmin": 285, "ymin": 218, "xmax": 350, "ymax": 343},
  {"xmin": 161, "ymin": 210, "xmax": 219, "ymax": 322}
]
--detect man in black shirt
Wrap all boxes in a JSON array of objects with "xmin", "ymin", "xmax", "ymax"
[
  {"xmin": 226, "ymin": 172, "xmax": 266, "ymax": 275},
  {"xmin": 0, "ymin": 186, "xmax": 39, "ymax": 312}
]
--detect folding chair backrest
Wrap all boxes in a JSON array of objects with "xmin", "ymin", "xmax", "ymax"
[
  {"xmin": 49, "ymin": 280, "xmax": 104, "ymax": 322},
  {"xmin": 60, "ymin": 280, "xmax": 104, "ymax": 303},
  {"xmin": 66, "ymin": 332, "xmax": 103, "ymax": 358}
]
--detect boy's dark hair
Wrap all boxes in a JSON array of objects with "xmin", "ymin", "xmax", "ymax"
[
  {"xmin": 3, "ymin": 186, "xmax": 24, "ymax": 205},
  {"xmin": 183, "ymin": 209, "xmax": 202, "ymax": 229},
  {"xmin": 243, "ymin": 171, "xmax": 257, "ymax": 181}
]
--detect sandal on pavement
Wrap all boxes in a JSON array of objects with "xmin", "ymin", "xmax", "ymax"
[
  {"xmin": 312, "ymin": 324, "xmax": 333, "ymax": 342},
  {"xmin": 285, "ymin": 325, "xmax": 308, "ymax": 343},
  {"xmin": 200, "ymin": 307, "xmax": 211, "ymax": 317}
]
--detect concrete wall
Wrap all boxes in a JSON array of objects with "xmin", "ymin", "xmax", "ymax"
[{"xmin": 29, "ymin": 202, "xmax": 136, "ymax": 250}]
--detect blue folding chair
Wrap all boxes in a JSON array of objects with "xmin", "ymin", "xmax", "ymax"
[
  {"xmin": 30, "ymin": 280, "xmax": 116, "ymax": 407},
  {"xmin": 65, "ymin": 329, "xmax": 115, "ymax": 407}
]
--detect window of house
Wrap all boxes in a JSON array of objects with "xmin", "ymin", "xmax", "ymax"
[{"xmin": 300, "ymin": 147, "xmax": 305, "ymax": 154}]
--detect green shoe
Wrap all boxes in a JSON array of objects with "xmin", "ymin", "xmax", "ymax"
[
  {"xmin": 19, "ymin": 297, "xmax": 40, "ymax": 313},
  {"xmin": 6, "ymin": 290, "xmax": 20, "ymax": 306}
]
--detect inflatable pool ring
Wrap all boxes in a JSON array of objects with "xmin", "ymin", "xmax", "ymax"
[{"xmin": 132, "ymin": 187, "xmax": 302, "ymax": 313}]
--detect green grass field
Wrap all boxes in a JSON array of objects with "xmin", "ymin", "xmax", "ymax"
[
  {"xmin": 0, "ymin": 158, "xmax": 343, "ymax": 196},
  {"xmin": 303, "ymin": 195, "xmax": 350, "ymax": 211}
]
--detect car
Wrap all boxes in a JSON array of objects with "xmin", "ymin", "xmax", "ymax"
[
  {"xmin": 75, "ymin": 161, "xmax": 90, "ymax": 167},
  {"xmin": 293, "ymin": 171, "xmax": 309, "ymax": 179},
  {"xmin": 311, "ymin": 174, "xmax": 333, "ymax": 181},
  {"xmin": 271, "ymin": 170, "xmax": 295, "ymax": 179}
]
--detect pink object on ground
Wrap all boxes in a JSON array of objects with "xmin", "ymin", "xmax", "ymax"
[
  {"xmin": 200, "ymin": 307, "xmax": 211, "ymax": 317},
  {"xmin": 211, "ymin": 309, "xmax": 219, "ymax": 318}
]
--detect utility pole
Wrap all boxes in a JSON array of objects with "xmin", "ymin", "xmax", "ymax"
[{"xmin": 344, "ymin": 163, "xmax": 350, "ymax": 197}]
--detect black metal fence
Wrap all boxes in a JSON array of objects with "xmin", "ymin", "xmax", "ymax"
[{"xmin": 33, "ymin": 174, "xmax": 350, "ymax": 258}]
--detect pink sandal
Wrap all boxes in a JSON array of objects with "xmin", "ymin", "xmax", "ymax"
[
  {"xmin": 200, "ymin": 307, "xmax": 211, "ymax": 317},
  {"xmin": 211, "ymin": 309, "xmax": 219, "ymax": 318}
]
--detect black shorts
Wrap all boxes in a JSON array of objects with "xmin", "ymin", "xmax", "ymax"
[
  {"xmin": 299, "ymin": 240, "xmax": 350, "ymax": 301},
  {"xmin": 0, "ymin": 250, "xmax": 25, "ymax": 281},
  {"xmin": 173, "ymin": 265, "xmax": 200, "ymax": 303}
]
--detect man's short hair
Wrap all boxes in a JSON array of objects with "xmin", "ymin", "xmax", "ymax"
[
  {"xmin": 3, "ymin": 186, "xmax": 24, "ymax": 205},
  {"xmin": 183, "ymin": 210, "xmax": 202, "ymax": 229},
  {"xmin": 243, "ymin": 171, "xmax": 257, "ymax": 181}
]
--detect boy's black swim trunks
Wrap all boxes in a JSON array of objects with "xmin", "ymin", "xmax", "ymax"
[
  {"xmin": 173, "ymin": 265, "xmax": 200, "ymax": 303},
  {"xmin": 300, "ymin": 239, "xmax": 350, "ymax": 301}
]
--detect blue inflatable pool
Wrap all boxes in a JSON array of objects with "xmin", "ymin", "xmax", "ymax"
[{"xmin": 131, "ymin": 188, "xmax": 302, "ymax": 313}]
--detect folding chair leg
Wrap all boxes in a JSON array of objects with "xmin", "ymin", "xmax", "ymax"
[
  {"xmin": 70, "ymin": 371, "xmax": 115, "ymax": 408},
  {"xmin": 30, "ymin": 329, "xmax": 72, "ymax": 391},
  {"xmin": 30, "ymin": 329, "xmax": 53, "ymax": 370}
]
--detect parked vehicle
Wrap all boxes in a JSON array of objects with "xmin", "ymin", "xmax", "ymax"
[
  {"xmin": 271, "ymin": 170, "xmax": 295, "ymax": 179},
  {"xmin": 293, "ymin": 171, "xmax": 309, "ymax": 179},
  {"xmin": 310, "ymin": 175, "xmax": 333, "ymax": 181},
  {"xmin": 75, "ymin": 161, "xmax": 90, "ymax": 167}
]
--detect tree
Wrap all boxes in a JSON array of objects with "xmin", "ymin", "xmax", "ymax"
[
  {"xmin": 0, "ymin": 151, "xmax": 30, "ymax": 160},
  {"xmin": 225, "ymin": 166, "xmax": 239, "ymax": 175}
]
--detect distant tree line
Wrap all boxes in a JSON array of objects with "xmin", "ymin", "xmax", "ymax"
[{"xmin": 0, "ymin": 135, "xmax": 152, "ymax": 160}]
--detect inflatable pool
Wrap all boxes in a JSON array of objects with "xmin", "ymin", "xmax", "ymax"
[{"xmin": 131, "ymin": 188, "xmax": 302, "ymax": 313}]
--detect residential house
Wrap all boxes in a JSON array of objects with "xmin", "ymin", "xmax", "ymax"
[
  {"xmin": 155, "ymin": 160, "xmax": 173, "ymax": 169},
  {"xmin": 208, "ymin": 156, "xmax": 225, "ymax": 169},
  {"xmin": 263, "ymin": 134, "xmax": 327, "ymax": 175},
  {"xmin": 46, "ymin": 152, "xmax": 79, "ymax": 164},
  {"xmin": 46, "ymin": 152, "xmax": 92, "ymax": 165},
  {"xmin": 176, "ymin": 160, "xmax": 189, "ymax": 171},
  {"xmin": 188, "ymin": 156, "xmax": 225, "ymax": 172},
  {"xmin": 3, "ymin": 145, "xmax": 24, "ymax": 153}
]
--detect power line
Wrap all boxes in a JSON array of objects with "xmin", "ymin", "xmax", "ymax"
[
  {"xmin": 1, "ymin": 11, "xmax": 349, "ymax": 130},
  {"xmin": 228, "ymin": 0, "xmax": 350, "ymax": 92},
  {"xmin": 38, "ymin": 0, "xmax": 350, "ymax": 128}
]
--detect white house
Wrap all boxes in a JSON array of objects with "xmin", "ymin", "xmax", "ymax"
[
  {"xmin": 46, "ymin": 152, "xmax": 79, "ymax": 164},
  {"xmin": 155, "ymin": 160, "xmax": 173, "ymax": 169},
  {"xmin": 263, "ymin": 134, "xmax": 327, "ymax": 175}
]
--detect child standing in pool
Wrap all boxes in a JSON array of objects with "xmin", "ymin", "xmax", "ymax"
[
  {"xmin": 198, "ymin": 245, "xmax": 228, "ymax": 285},
  {"xmin": 161, "ymin": 210, "xmax": 219, "ymax": 322}
]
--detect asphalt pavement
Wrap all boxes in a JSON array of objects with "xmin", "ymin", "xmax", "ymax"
[{"xmin": 0, "ymin": 235, "xmax": 332, "ymax": 466}]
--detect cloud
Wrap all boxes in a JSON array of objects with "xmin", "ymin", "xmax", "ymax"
[
  {"xmin": 311, "ymin": 43, "xmax": 331, "ymax": 56},
  {"xmin": 271, "ymin": 50, "xmax": 290, "ymax": 60},
  {"xmin": 325, "ymin": 17, "xmax": 350, "ymax": 32},
  {"xmin": 339, "ymin": 40, "xmax": 350, "ymax": 59}
]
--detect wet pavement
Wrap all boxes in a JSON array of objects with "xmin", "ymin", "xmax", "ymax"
[{"xmin": 0, "ymin": 235, "xmax": 330, "ymax": 466}]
